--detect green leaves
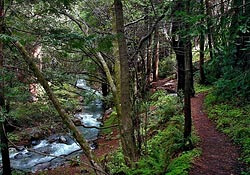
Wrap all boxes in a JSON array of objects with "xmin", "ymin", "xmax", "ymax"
[
  {"xmin": 97, "ymin": 35, "xmax": 113, "ymax": 52},
  {"xmin": 0, "ymin": 34, "xmax": 18, "ymax": 43},
  {"xmin": 166, "ymin": 149, "xmax": 201, "ymax": 175}
]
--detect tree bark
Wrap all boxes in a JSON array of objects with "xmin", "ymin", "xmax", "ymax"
[
  {"xmin": 172, "ymin": 1, "xmax": 185, "ymax": 92},
  {"xmin": 189, "ymin": 41, "xmax": 195, "ymax": 97},
  {"xmin": 205, "ymin": 0, "xmax": 213, "ymax": 60},
  {"xmin": 114, "ymin": 0, "xmax": 139, "ymax": 165},
  {"xmin": 14, "ymin": 42, "xmax": 105, "ymax": 175},
  {"xmin": 199, "ymin": 0, "xmax": 206, "ymax": 84},
  {"xmin": 183, "ymin": 0, "xmax": 192, "ymax": 143},
  {"xmin": 199, "ymin": 33, "xmax": 206, "ymax": 84},
  {"xmin": 101, "ymin": 82, "xmax": 108, "ymax": 97},
  {"xmin": 152, "ymin": 26, "xmax": 160, "ymax": 82},
  {"xmin": 184, "ymin": 42, "xmax": 192, "ymax": 140},
  {"xmin": 146, "ymin": 34, "xmax": 153, "ymax": 85},
  {"xmin": 0, "ymin": 0, "xmax": 11, "ymax": 174}
]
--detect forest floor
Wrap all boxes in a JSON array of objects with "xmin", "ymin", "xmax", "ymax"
[
  {"xmin": 151, "ymin": 78, "xmax": 242, "ymax": 175},
  {"xmin": 38, "ymin": 78, "xmax": 243, "ymax": 175},
  {"xmin": 189, "ymin": 93, "xmax": 242, "ymax": 175}
]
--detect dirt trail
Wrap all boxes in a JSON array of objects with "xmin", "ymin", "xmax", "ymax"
[{"xmin": 189, "ymin": 93, "xmax": 241, "ymax": 175}]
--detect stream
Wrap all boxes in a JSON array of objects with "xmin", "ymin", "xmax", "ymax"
[{"xmin": 0, "ymin": 79, "xmax": 103, "ymax": 173}]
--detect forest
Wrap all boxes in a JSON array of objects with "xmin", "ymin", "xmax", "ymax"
[{"xmin": 0, "ymin": 0, "xmax": 249, "ymax": 174}]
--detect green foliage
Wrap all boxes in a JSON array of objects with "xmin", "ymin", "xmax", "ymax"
[
  {"xmin": 0, "ymin": 34, "xmax": 18, "ymax": 42},
  {"xmin": 205, "ymin": 58, "xmax": 250, "ymax": 103},
  {"xmin": 107, "ymin": 92, "xmax": 198, "ymax": 175},
  {"xmin": 12, "ymin": 170, "xmax": 26, "ymax": 175},
  {"xmin": 218, "ymin": 71, "xmax": 249, "ymax": 101},
  {"xmin": 205, "ymin": 93, "xmax": 250, "ymax": 173},
  {"xmin": 102, "ymin": 93, "xmax": 114, "ymax": 109},
  {"xmin": 204, "ymin": 17, "xmax": 250, "ymax": 103},
  {"xmin": 54, "ymin": 83, "xmax": 80, "ymax": 112},
  {"xmin": 106, "ymin": 148, "xmax": 130, "ymax": 174},
  {"xmin": 107, "ymin": 115, "xmax": 199, "ymax": 175},
  {"xmin": 101, "ymin": 109, "xmax": 118, "ymax": 135},
  {"xmin": 150, "ymin": 91, "xmax": 183, "ymax": 125},
  {"xmin": 166, "ymin": 149, "xmax": 201, "ymax": 175},
  {"xmin": 7, "ymin": 133, "xmax": 20, "ymax": 142},
  {"xmin": 159, "ymin": 56, "xmax": 176, "ymax": 78},
  {"xmin": 9, "ymin": 102, "xmax": 57, "ymax": 125},
  {"xmin": 194, "ymin": 83, "xmax": 213, "ymax": 93},
  {"xmin": 4, "ymin": 81, "xmax": 30, "ymax": 103}
]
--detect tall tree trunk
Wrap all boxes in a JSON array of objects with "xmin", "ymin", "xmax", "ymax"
[
  {"xmin": 184, "ymin": 41, "xmax": 192, "ymax": 141},
  {"xmin": 114, "ymin": 0, "xmax": 139, "ymax": 165},
  {"xmin": 146, "ymin": 34, "xmax": 153, "ymax": 85},
  {"xmin": 0, "ymin": 0, "xmax": 11, "ymax": 174},
  {"xmin": 0, "ymin": 120, "xmax": 11, "ymax": 175},
  {"xmin": 205, "ymin": 0, "xmax": 213, "ymax": 60},
  {"xmin": 189, "ymin": 41, "xmax": 195, "ymax": 97},
  {"xmin": 14, "ymin": 42, "xmax": 105, "ymax": 175},
  {"xmin": 152, "ymin": 26, "xmax": 159, "ymax": 82},
  {"xmin": 101, "ymin": 82, "xmax": 108, "ymax": 97},
  {"xmin": 199, "ymin": 32, "xmax": 206, "ymax": 84},
  {"xmin": 183, "ymin": 0, "xmax": 192, "ymax": 146},
  {"xmin": 200, "ymin": 0, "xmax": 206, "ymax": 84},
  {"xmin": 172, "ymin": 1, "xmax": 185, "ymax": 92},
  {"xmin": 144, "ymin": 6, "xmax": 151, "ymax": 90},
  {"xmin": 175, "ymin": 41, "xmax": 185, "ymax": 92}
]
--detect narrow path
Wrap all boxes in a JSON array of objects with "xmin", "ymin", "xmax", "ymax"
[{"xmin": 189, "ymin": 93, "xmax": 241, "ymax": 175}]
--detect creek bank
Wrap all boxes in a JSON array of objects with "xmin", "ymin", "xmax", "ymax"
[
  {"xmin": 39, "ymin": 108, "xmax": 120, "ymax": 175},
  {"xmin": 0, "ymin": 79, "xmax": 104, "ymax": 173}
]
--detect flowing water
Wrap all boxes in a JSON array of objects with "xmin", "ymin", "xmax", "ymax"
[{"xmin": 0, "ymin": 79, "xmax": 103, "ymax": 173}]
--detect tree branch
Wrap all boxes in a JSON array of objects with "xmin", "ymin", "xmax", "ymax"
[{"xmin": 125, "ymin": 16, "xmax": 146, "ymax": 27}]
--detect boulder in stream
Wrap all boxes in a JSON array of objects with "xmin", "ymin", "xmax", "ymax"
[{"xmin": 59, "ymin": 136, "xmax": 67, "ymax": 144}]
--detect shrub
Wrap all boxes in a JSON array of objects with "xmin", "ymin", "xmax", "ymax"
[
  {"xmin": 107, "ymin": 92, "xmax": 198, "ymax": 175},
  {"xmin": 159, "ymin": 56, "xmax": 176, "ymax": 78}
]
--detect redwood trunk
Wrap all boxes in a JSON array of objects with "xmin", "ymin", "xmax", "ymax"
[
  {"xmin": 114, "ymin": 0, "xmax": 139, "ymax": 165},
  {"xmin": 172, "ymin": 2, "xmax": 185, "ymax": 92},
  {"xmin": 0, "ymin": 0, "xmax": 11, "ymax": 174},
  {"xmin": 184, "ymin": 0, "xmax": 192, "ymax": 142}
]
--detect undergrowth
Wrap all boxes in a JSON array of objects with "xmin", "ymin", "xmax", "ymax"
[
  {"xmin": 106, "ymin": 91, "xmax": 200, "ymax": 174},
  {"xmin": 194, "ymin": 83, "xmax": 213, "ymax": 93},
  {"xmin": 101, "ymin": 109, "xmax": 118, "ymax": 135}
]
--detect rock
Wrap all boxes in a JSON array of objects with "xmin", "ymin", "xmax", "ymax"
[
  {"xmin": 14, "ymin": 153, "xmax": 23, "ymax": 159},
  {"xmin": 64, "ymin": 135, "xmax": 74, "ymax": 145},
  {"xmin": 29, "ymin": 128, "xmax": 44, "ymax": 140},
  {"xmin": 59, "ymin": 136, "xmax": 67, "ymax": 144},
  {"xmin": 47, "ymin": 134, "xmax": 59, "ymax": 143},
  {"xmin": 73, "ymin": 118, "xmax": 82, "ymax": 126},
  {"xmin": 32, "ymin": 162, "xmax": 50, "ymax": 173},
  {"xmin": 81, "ymin": 169, "xmax": 89, "ymax": 174},
  {"xmin": 97, "ymin": 117, "xmax": 102, "ymax": 122},
  {"xmin": 90, "ymin": 141, "xmax": 98, "ymax": 150},
  {"xmin": 9, "ymin": 147, "xmax": 17, "ymax": 153},
  {"xmin": 36, "ymin": 146, "xmax": 51, "ymax": 154},
  {"xmin": 17, "ymin": 146, "xmax": 25, "ymax": 151},
  {"xmin": 105, "ymin": 108, "xmax": 113, "ymax": 116},
  {"xmin": 31, "ymin": 140, "xmax": 40, "ymax": 146}
]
